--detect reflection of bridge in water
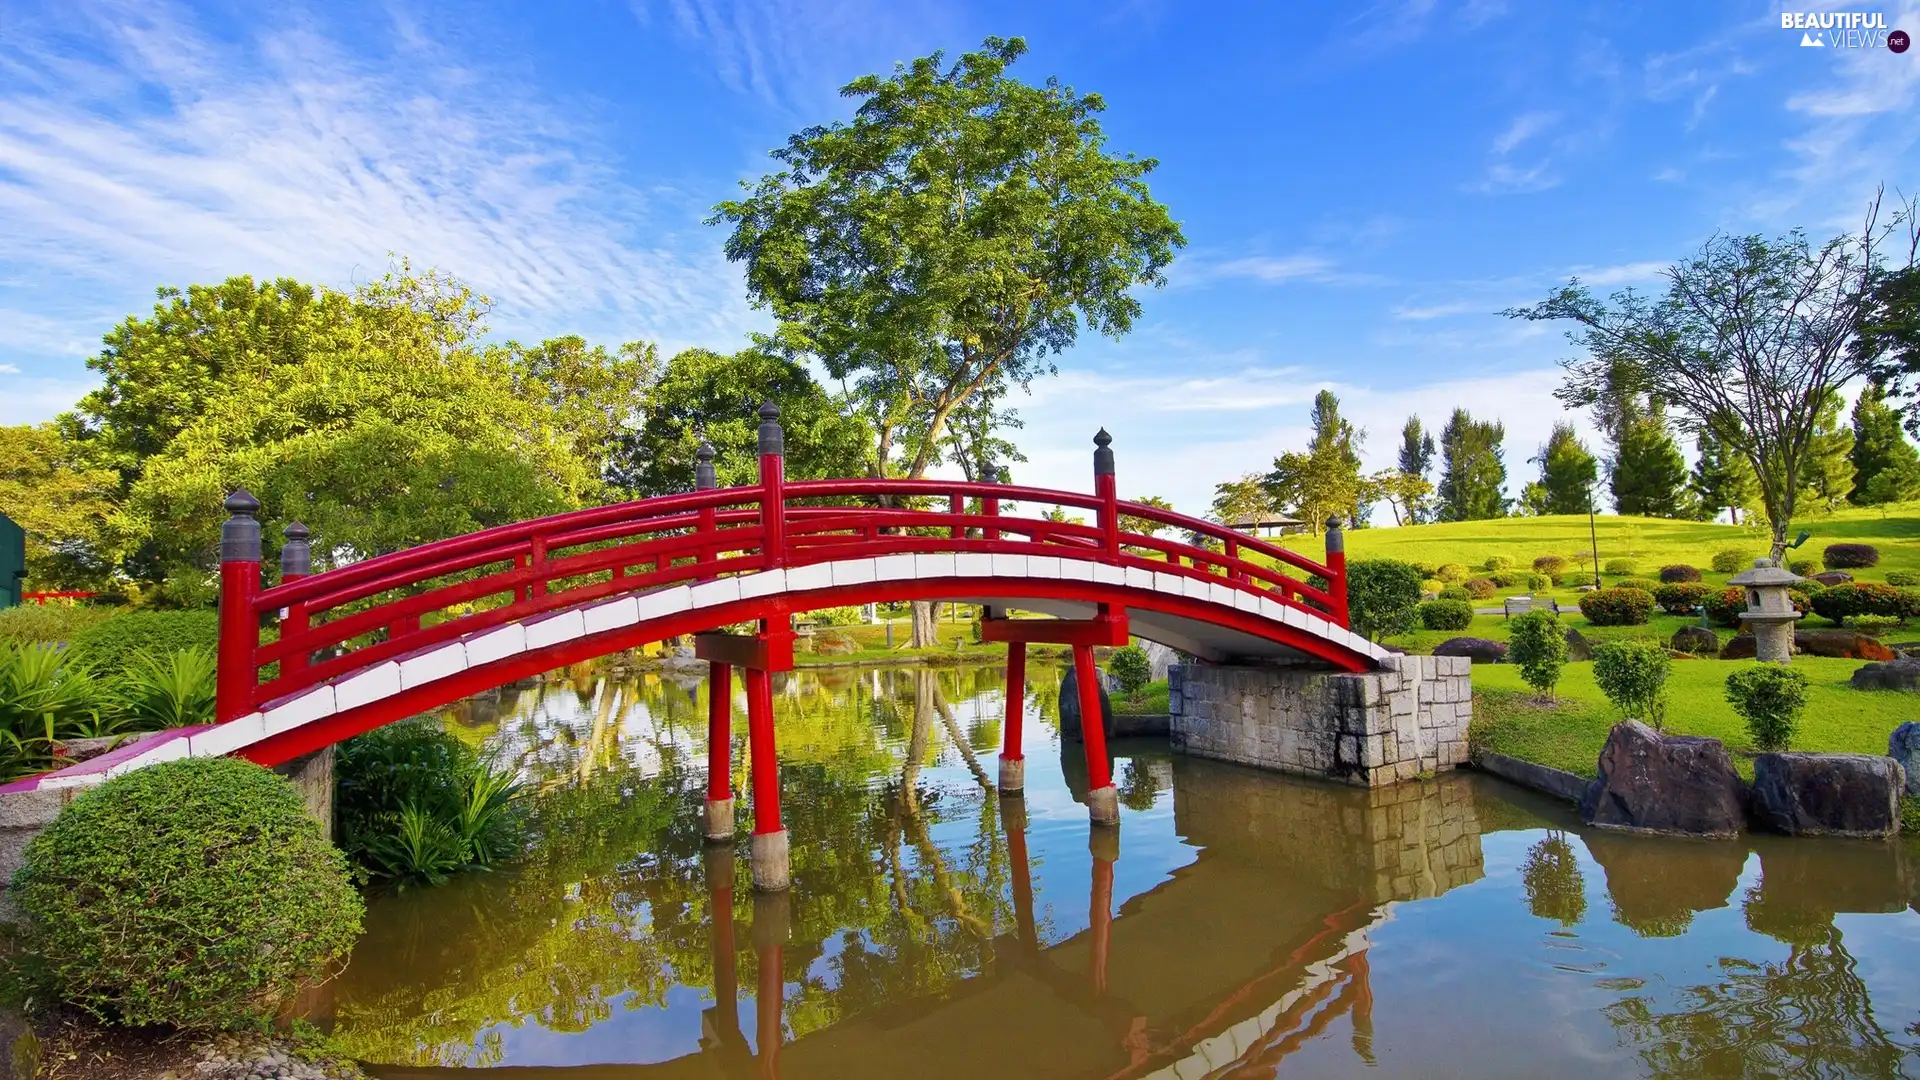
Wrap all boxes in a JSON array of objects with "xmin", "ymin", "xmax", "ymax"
[{"xmin": 370, "ymin": 762, "xmax": 1490, "ymax": 1080}]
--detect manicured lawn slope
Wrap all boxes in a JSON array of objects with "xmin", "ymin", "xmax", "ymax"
[{"xmin": 1470, "ymin": 658, "xmax": 1909, "ymax": 779}]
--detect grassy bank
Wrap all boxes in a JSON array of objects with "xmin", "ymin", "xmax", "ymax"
[{"xmin": 1469, "ymin": 658, "xmax": 1908, "ymax": 779}]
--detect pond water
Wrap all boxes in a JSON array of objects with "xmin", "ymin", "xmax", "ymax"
[{"xmin": 333, "ymin": 661, "xmax": 1920, "ymax": 1079}]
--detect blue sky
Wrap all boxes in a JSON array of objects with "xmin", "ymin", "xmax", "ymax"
[{"xmin": 2, "ymin": 0, "xmax": 1916, "ymax": 519}]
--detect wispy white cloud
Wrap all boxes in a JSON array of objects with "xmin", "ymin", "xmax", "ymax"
[
  {"xmin": 1569, "ymin": 260, "xmax": 1670, "ymax": 286},
  {"xmin": 1390, "ymin": 301, "xmax": 1483, "ymax": 321},
  {"xmin": 1474, "ymin": 161, "xmax": 1560, "ymax": 194},
  {"xmin": 1491, "ymin": 110, "xmax": 1556, "ymax": 155},
  {"xmin": 1174, "ymin": 252, "xmax": 1385, "ymax": 289},
  {"xmin": 0, "ymin": 364, "xmax": 20, "ymax": 375},
  {"xmin": 1652, "ymin": 166, "xmax": 1685, "ymax": 183},
  {"xmin": 0, "ymin": 374, "xmax": 96, "ymax": 425}
]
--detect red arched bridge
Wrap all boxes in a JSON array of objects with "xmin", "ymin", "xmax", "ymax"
[{"xmin": 7, "ymin": 405, "xmax": 1384, "ymax": 885}]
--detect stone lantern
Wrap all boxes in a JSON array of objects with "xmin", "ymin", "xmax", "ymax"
[{"xmin": 1728, "ymin": 558, "xmax": 1804, "ymax": 663}]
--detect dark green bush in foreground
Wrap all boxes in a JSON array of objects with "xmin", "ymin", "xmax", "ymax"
[
  {"xmin": 65, "ymin": 611, "xmax": 219, "ymax": 674},
  {"xmin": 12, "ymin": 757, "xmax": 362, "ymax": 1029},
  {"xmin": 336, "ymin": 721, "xmax": 525, "ymax": 888}
]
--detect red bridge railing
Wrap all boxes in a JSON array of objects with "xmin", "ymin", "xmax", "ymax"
[{"xmin": 214, "ymin": 407, "xmax": 1350, "ymax": 722}]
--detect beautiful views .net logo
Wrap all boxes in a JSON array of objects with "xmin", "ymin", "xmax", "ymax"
[{"xmin": 1781, "ymin": 11, "xmax": 1910, "ymax": 51}]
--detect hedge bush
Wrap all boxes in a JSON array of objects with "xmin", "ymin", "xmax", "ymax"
[
  {"xmin": 337, "ymin": 722, "xmax": 524, "ymax": 886},
  {"xmin": 1822, "ymin": 543, "xmax": 1880, "ymax": 570},
  {"xmin": 1725, "ymin": 665, "xmax": 1808, "ymax": 752},
  {"xmin": 0, "ymin": 605, "xmax": 115, "ymax": 647},
  {"xmin": 1348, "ymin": 559, "xmax": 1426, "ymax": 641},
  {"xmin": 1788, "ymin": 559, "xmax": 1816, "ymax": 577},
  {"xmin": 66, "ymin": 611, "xmax": 220, "ymax": 675},
  {"xmin": 1525, "ymin": 572, "xmax": 1552, "ymax": 592},
  {"xmin": 1594, "ymin": 640, "xmax": 1671, "ymax": 728},
  {"xmin": 1533, "ymin": 555, "xmax": 1568, "ymax": 575},
  {"xmin": 1710, "ymin": 549, "xmax": 1754, "ymax": 574},
  {"xmin": 1419, "ymin": 578, "xmax": 1446, "ymax": 596},
  {"xmin": 12, "ymin": 757, "xmax": 362, "ymax": 1028},
  {"xmin": 1579, "ymin": 587, "xmax": 1655, "ymax": 626},
  {"xmin": 1603, "ymin": 558, "xmax": 1637, "ymax": 576},
  {"xmin": 1658, "ymin": 564, "xmax": 1703, "ymax": 584},
  {"xmin": 1846, "ymin": 615, "xmax": 1903, "ymax": 637},
  {"xmin": 1483, "ymin": 555, "xmax": 1514, "ymax": 572},
  {"xmin": 1488, "ymin": 571, "xmax": 1519, "ymax": 589},
  {"xmin": 1418, "ymin": 599, "xmax": 1475, "ymax": 631},
  {"xmin": 1463, "ymin": 578, "xmax": 1498, "ymax": 600},
  {"xmin": 1652, "ymin": 582, "xmax": 1712, "ymax": 615},
  {"xmin": 1616, "ymin": 577, "xmax": 1662, "ymax": 595},
  {"xmin": 1887, "ymin": 570, "xmax": 1920, "ymax": 587},
  {"xmin": 1108, "ymin": 645, "xmax": 1153, "ymax": 694},
  {"xmin": 1809, "ymin": 582, "xmax": 1917, "ymax": 624},
  {"xmin": 1507, "ymin": 610, "xmax": 1567, "ymax": 698},
  {"xmin": 1435, "ymin": 563, "xmax": 1471, "ymax": 584},
  {"xmin": 1439, "ymin": 585, "xmax": 1472, "ymax": 603}
]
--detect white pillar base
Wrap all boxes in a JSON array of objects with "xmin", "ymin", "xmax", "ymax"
[
  {"xmin": 751, "ymin": 828, "xmax": 791, "ymax": 892},
  {"xmin": 704, "ymin": 797, "xmax": 734, "ymax": 842},
  {"xmin": 1087, "ymin": 785, "xmax": 1120, "ymax": 825},
  {"xmin": 998, "ymin": 756, "xmax": 1025, "ymax": 793}
]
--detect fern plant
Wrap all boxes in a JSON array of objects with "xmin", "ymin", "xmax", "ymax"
[{"xmin": 113, "ymin": 647, "xmax": 218, "ymax": 729}]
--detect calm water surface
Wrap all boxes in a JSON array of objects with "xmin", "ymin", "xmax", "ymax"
[{"xmin": 335, "ymin": 662, "xmax": 1920, "ymax": 1078}]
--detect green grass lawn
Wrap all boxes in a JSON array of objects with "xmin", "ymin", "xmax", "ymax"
[
  {"xmin": 1470, "ymin": 658, "xmax": 1910, "ymax": 779},
  {"xmin": 1384, "ymin": 610, "xmax": 1739, "ymax": 654},
  {"xmin": 1113, "ymin": 679, "xmax": 1169, "ymax": 715}
]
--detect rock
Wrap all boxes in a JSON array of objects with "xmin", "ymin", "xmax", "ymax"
[
  {"xmin": 1564, "ymin": 627, "xmax": 1593, "ymax": 662},
  {"xmin": 1059, "ymin": 669, "xmax": 1114, "ymax": 742},
  {"xmin": 1853, "ymin": 657, "xmax": 1920, "ymax": 691},
  {"xmin": 1669, "ymin": 625, "xmax": 1720, "ymax": 655},
  {"xmin": 1891, "ymin": 723, "xmax": 1920, "ymax": 796},
  {"xmin": 1719, "ymin": 634, "xmax": 1758, "ymax": 660},
  {"xmin": 1433, "ymin": 637, "xmax": 1508, "ymax": 664},
  {"xmin": 1810, "ymin": 570, "xmax": 1854, "ymax": 587},
  {"xmin": 1579, "ymin": 721, "xmax": 1746, "ymax": 837},
  {"xmin": 1796, "ymin": 630, "xmax": 1895, "ymax": 661},
  {"xmin": 1750, "ymin": 753, "xmax": 1904, "ymax": 838}
]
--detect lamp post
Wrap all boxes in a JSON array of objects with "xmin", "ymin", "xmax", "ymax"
[{"xmin": 1586, "ymin": 485, "xmax": 1602, "ymax": 590}]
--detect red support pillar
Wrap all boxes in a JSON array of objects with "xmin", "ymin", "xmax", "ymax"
[
  {"xmin": 695, "ymin": 440, "xmax": 718, "ymax": 581},
  {"xmin": 702, "ymin": 846, "xmax": 742, "ymax": 1053},
  {"xmin": 757, "ymin": 403, "xmax": 786, "ymax": 570},
  {"xmin": 998, "ymin": 640, "xmax": 1027, "ymax": 792},
  {"xmin": 1003, "ymin": 796, "xmax": 1038, "ymax": 950},
  {"xmin": 1073, "ymin": 643, "xmax": 1119, "ymax": 824},
  {"xmin": 1093, "ymin": 429, "xmax": 1119, "ymax": 561},
  {"xmin": 1326, "ymin": 516, "xmax": 1349, "ymax": 628},
  {"xmin": 745, "ymin": 661, "xmax": 789, "ymax": 891},
  {"xmin": 752, "ymin": 892, "xmax": 789, "ymax": 1079},
  {"xmin": 278, "ymin": 522, "xmax": 311, "ymax": 678},
  {"xmin": 706, "ymin": 662, "xmax": 734, "ymax": 841},
  {"xmin": 216, "ymin": 490, "xmax": 262, "ymax": 723},
  {"xmin": 1089, "ymin": 828, "xmax": 1117, "ymax": 997}
]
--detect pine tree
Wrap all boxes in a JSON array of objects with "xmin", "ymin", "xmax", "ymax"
[
  {"xmin": 1395, "ymin": 417, "xmax": 1436, "ymax": 523},
  {"xmin": 1689, "ymin": 427, "xmax": 1757, "ymax": 523},
  {"xmin": 1266, "ymin": 390, "xmax": 1367, "ymax": 530},
  {"xmin": 1793, "ymin": 390, "xmax": 1855, "ymax": 512},
  {"xmin": 1534, "ymin": 422, "xmax": 1598, "ymax": 516},
  {"xmin": 1849, "ymin": 386, "xmax": 1920, "ymax": 504},
  {"xmin": 1609, "ymin": 399, "xmax": 1687, "ymax": 517},
  {"xmin": 1436, "ymin": 408, "xmax": 1508, "ymax": 521}
]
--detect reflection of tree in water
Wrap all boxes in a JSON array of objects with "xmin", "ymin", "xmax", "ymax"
[
  {"xmin": 1604, "ymin": 882, "xmax": 1918, "ymax": 1078},
  {"xmin": 1520, "ymin": 831, "xmax": 1585, "ymax": 927}
]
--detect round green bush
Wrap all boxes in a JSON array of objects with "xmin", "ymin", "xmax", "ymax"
[
  {"xmin": 1594, "ymin": 640, "xmax": 1671, "ymax": 726},
  {"xmin": 1616, "ymin": 577, "xmax": 1661, "ymax": 595},
  {"xmin": 1846, "ymin": 614, "xmax": 1903, "ymax": 637},
  {"xmin": 1579, "ymin": 587, "xmax": 1655, "ymax": 626},
  {"xmin": 1788, "ymin": 559, "xmax": 1816, "ymax": 577},
  {"xmin": 1710, "ymin": 549, "xmax": 1755, "ymax": 574},
  {"xmin": 1507, "ymin": 610, "xmax": 1567, "ymax": 697},
  {"xmin": 1463, "ymin": 578, "xmax": 1497, "ymax": 600},
  {"xmin": 1525, "ymin": 572, "xmax": 1552, "ymax": 592},
  {"xmin": 1703, "ymin": 586, "xmax": 1745, "ymax": 628},
  {"xmin": 1439, "ymin": 585, "xmax": 1472, "ymax": 603},
  {"xmin": 1810, "ymin": 582, "xmax": 1916, "ymax": 624},
  {"xmin": 1724, "ymin": 665, "xmax": 1807, "ymax": 752},
  {"xmin": 1489, "ymin": 571, "xmax": 1519, "ymax": 589},
  {"xmin": 1652, "ymin": 582, "xmax": 1712, "ymax": 615},
  {"xmin": 1886, "ymin": 570, "xmax": 1920, "ymax": 588},
  {"xmin": 1346, "ymin": 559, "xmax": 1425, "ymax": 642},
  {"xmin": 1603, "ymin": 558, "xmax": 1637, "ymax": 577},
  {"xmin": 66, "ymin": 611, "xmax": 220, "ymax": 675},
  {"xmin": 13, "ymin": 757, "xmax": 363, "ymax": 1029},
  {"xmin": 1532, "ymin": 555, "xmax": 1568, "ymax": 575},
  {"xmin": 1483, "ymin": 555, "xmax": 1514, "ymax": 572},
  {"xmin": 1419, "ymin": 578, "xmax": 1446, "ymax": 596},
  {"xmin": 1658, "ymin": 564, "xmax": 1702, "ymax": 584},
  {"xmin": 1418, "ymin": 599, "xmax": 1475, "ymax": 630},
  {"xmin": 1822, "ymin": 543, "xmax": 1880, "ymax": 570},
  {"xmin": 1435, "ymin": 563, "xmax": 1471, "ymax": 584},
  {"xmin": 1108, "ymin": 644, "xmax": 1153, "ymax": 694}
]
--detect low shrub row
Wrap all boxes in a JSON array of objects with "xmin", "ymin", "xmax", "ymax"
[{"xmin": 1578, "ymin": 587, "xmax": 1656, "ymax": 626}]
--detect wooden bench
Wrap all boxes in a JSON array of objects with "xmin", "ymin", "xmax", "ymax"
[{"xmin": 1503, "ymin": 596, "xmax": 1560, "ymax": 618}]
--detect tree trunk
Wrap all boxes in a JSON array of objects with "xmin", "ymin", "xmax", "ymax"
[{"xmin": 909, "ymin": 600, "xmax": 939, "ymax": 648}]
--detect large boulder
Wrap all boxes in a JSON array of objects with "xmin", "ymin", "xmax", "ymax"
[
  {"xmin": 1749, "ymin": 753, "xmax": 1904, "ymax": 838},
  {"xmin": 1855, "ymin": 658, "xmax": 1920, "ymax": 692},
  {"xmin": 1579, "ymin": 721, "xmax": 1746, "ymax": 837},
  {"xmin": 1797, "ymin": 630, "xmax": 1895, "ymax": 661},
  {"xmin": 1888, "ymin": 723, "xmax": 1920, "ymax": 796},
  {"xmin": 1670, "ymin": 626, "xmax": 1720, "ymax": 655},
  {"xmin": 1564, "ymin": 628, "xmax": 1594, "ymax": 662},
  {"xmin": 1433, "ymin": 637, "xmax": 1507, "ymax": 664},
  {"xmin": 1059, "ymin": 669, "xmax": 1115, "ymax": 742},
  {"xmin": 1719, "ymin": 634, "xmax": 1759, "ymax": 661},
  {"xmin": 1810, "ymin": 570, "xmax": 1854, "ymax": 587}
]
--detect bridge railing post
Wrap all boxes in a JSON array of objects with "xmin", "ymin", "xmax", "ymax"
[
  {"xmin": 217, "ymin": 490, "xmax": 262, "ymax": 722},
  {"xmin": 1093, "ymin": 429, "xmax": 1118, "ymax": 561},
  {"xmin": 757, "ymin": 403, "xmax": 786, "ymax": 569},
  {"xmin": 981, "ymin": 463, "xmax": 1000, "ymax": 542},
  {"xmin": 1326, "ymin": 517, "xmax": 1349, "ymax": 628},
  {"xmin": 695, "ymin": 440, "xmax": 718, "ymax": 579},
  {"xmin": 279, "ymin": 521, "xmax": 311, "ymax": 678}
]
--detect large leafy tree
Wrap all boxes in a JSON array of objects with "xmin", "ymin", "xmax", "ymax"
[
  {"xmin": 1435, "ymin": 408, "xmax": 1508, "ymax": 521},
  {"xmin": 1848, "ymin": 385, "xmax": 1920, "ymax": 504},
  {"xmin": 713, "ymin": 36, "xmax": 1183, "ymax": 643},
  {"xmin": 1609, "ymin": 400, "xmax": 1688, "ymax": 517},
  {"xmin": 1210, "ymin": 473, "xmax": 1274, "ymax": 527},
  {"xmin": 606, "ymin": 348, "xmax": 872, "ymax": 498},
  {"xmin": 0, "ymin": 424, "xmax": 122, "ymax": 589},
  {"xmin": 1689, "ymin": 427, "xmax": 1758, "ymax": 523},
  {"xmin": 493, "ymin": 335, "xmax": 658, "ymax": 485},
  {"xmin": 1509, "ymin": 194, "xmax": 1919, "ymax": 557},
  {"xmin": 1534, "ymin": 422, "xmax": 1598, "ymax": 516},
  {"xmin": 1264, "ymin": 390, "xmax": 1368, "ymax": 533}
]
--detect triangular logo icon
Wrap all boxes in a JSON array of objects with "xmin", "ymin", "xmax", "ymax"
[{"xmin": 1801, "ymin": 31, "xmax": 1825, "ymax": 46}]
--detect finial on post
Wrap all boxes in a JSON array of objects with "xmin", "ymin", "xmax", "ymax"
[
  {"xmin": 221, "ymin": 489, "xmax": 262, "ymax": 564},
  {"xmin": 981, "ymin": 463, "xmax": 999, "ymax": 485},
  {"xmin": 1324, "ymin": 516, "xmax": 1345, "ymax": 553},
  {"xmin": 1092, "ymin": 429, "xmax": 1114, "ymax": 476},
  {"xmin": 757, "ymin": 401, "xmax": 784, "ymax": 457},
  {"xmin": 695, "ymin": 441, "xmax": 717, "ymax": 491},
  {"xmin": 280, "ymin": 521, "xmax": 311, "ymax": 578}
]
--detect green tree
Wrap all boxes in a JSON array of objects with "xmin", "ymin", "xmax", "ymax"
[
  {"xmin": 1510, "ymin": 198, "xmax": 1918, "ymax": 557},
  {"xmin": 0, "ymin": 425, "xmax": 122, "ymax": 590},
  {"xmin": 1848, "ymin": 385, "xmax": 1920, "ymax": 504},
  {"xmin": 1689, "ymin": 426, "xmax": 1758, "ymax": 524},
  {"xmin": 1508, "ymin": 609, "xmax": 1568, "ymax": 698},
  {"xmin": 1534, "ymin": 422, "xmax": 1598, "ymax": 516},
  {"xmin": 1610, "ymin": 400, "xmax": 1688, "ymax": 517},
  {"xmin": 1375, "ymin": 468, "xmax": 1434, "ymax": 527},
  {"xmin": 606, "ymin": 348, "xmax": 872, "ymax": 497},
  {"xmin": 494, "ymin": 335, "xmax": 658, "ymax": 485},
  {"xmin": 1264, "ymin": 391, "xmax": 1367, "ymax": 533},
  {"xmin": 1798, "ymin": 391, "xmax": 1855, "ymax": 512},
  {"xmin": 1394, "ymin": 416, "xmax": 1437, "ymax": 524},
  {"xmin": 1516, "ymin": 480, "xmax": 1552, "ymax": 517},
  {"xmin": 1211, "ymin": 473, "xmax": 1273, "ymax": 527},
  {"xmin": 1435, "ymin": 408, "xmax": 1508, "ymax": 521},
  {"xmin": 713, "ymin": 36, "xmax": 1183, "ymax": 646},
  {"xmin": 1344, "ymin": 559, "xmax": 1423, "ymax": 642},
  {"xmin": 1117, "ymin": 495, "xmax": 1175, "ymax": 541}
]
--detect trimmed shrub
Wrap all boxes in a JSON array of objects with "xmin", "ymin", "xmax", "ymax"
[
  {"xmin": 1703, "ymin": 587, "xmax": 1745, "ymax": 628},
  {"xmin": 66, "ymin": 611, "xmax": 219, "ymax": 675},
  {"xmin": 1579, "ymin": 587, "xmax": 1655, "ymax": 627},
  {"xmin": 1525, "ymin": 572, "xmax": 1553, "ymax": 592},
  {"xmin": 1508, "ymin": 610, "xmax": 1567, "ymax": 698},
  {"xmin": 1435, "ymin": 563, "xmax": 1471, "ymax": 584},
  {"xmin": 1419, "ymin": 578, "xmax": 1446, "ymax": 596},
  {"xmin": 1652, "ymin": 582, "xmax": 1712, "ymax": 615},
  {"xmin": 1710, "ymin": 549, "xmax": 1754, "ymax": 574},
  {"xmin": 1822, "ymin": 543, "xmax": 1880, "ymax": 570},
  {"xmin": 1550, "ymin": 573, "xmax": 1571, "ymax": 588},
  {"xmin": 1788, "ymin": 559, "xmax": 1816, "ymax": 576},
  {"xmin": 1603, "ymin": 558, "xmax": 1637, "ymax": 576},
  {"xmin": 1488, "ymin": 571, "xmax": 1518, "ymax": 589},
  {"xmin": 1532, "ymin": 555, "xmax": 1568, "ymax": 575},
  {"xmin": 1658, "ymin": 564, "xmax": 1702, "ymax": 584},
  {"xmin": 0, "ymin": 605, "xmax": 115, "ymax": 647},
  {"xmin": 1483, "ymin": 555, "xmax": 1514, "ymax": 572},
  {"xmin": 1463, "ymin": 578, "xmax": 1498, "ymax": 600},
  {"xmin": 1887, "ymin": 571, "xmax": 1920, "ymax": 587},
  {"xmin": 1594, "ymin": 640, "xmax": 1671, "ymax": 728},
  {"xmin": 12, "ymin": 757, "xmax": 363, "ymax": 1028},
  {"xmin": 1439, "ymin": 585, "xmax": 1472, "ymax": 603},
  {"xmin": 1846, "ymin": 615, "xmax": 1903, "ymax": 637},
  {"xmin": 1418, "ymin": 599, "xmax": 1475, "ymax": 631},
  {"xmin": 1616, "ymin": 577, "xmax": 1661, "ymax": 595},
  {"xmin": 1108, "ymin": 645, "xmax": 1153, "ymax": 694},
  {"xmin": 1809, "ymin": 582, "xmax": 1915, "ymax": 624},
  {"xmin": 1346, "ymin": 559, "xmax": 1426, "ymax": 642},
  {"xmin": 1724, "ymin": 665, "xmax": 1808, "ymax": 752}
]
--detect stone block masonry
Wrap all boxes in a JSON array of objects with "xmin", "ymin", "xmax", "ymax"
[{"xmin": 1170, "ymin": 655, "xmax": 1472, "ymax": 787}]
